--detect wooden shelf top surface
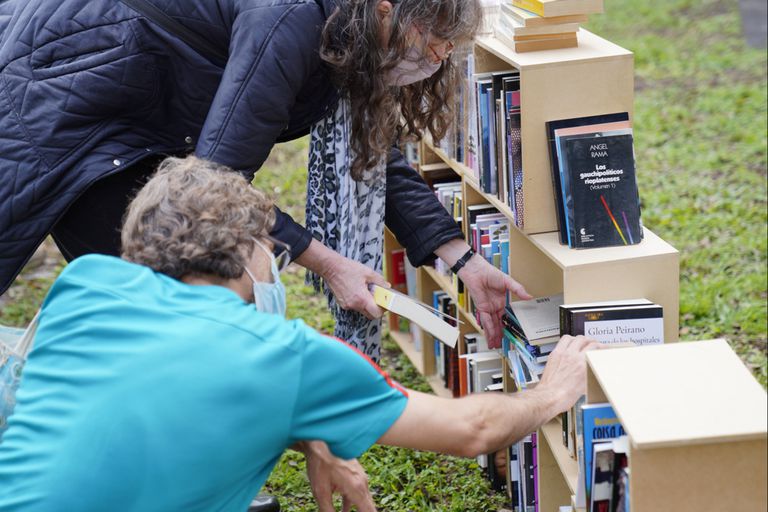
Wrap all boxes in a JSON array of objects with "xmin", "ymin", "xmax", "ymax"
[
  {"xmin": 528, "ymin": 228, "xmax": 679, "ymax": 269},
  {"xmin": 587, "ymin": 339, "xmax": 768, "ymax": 449},
  {"xmin": 476, "ymin": 29, "xmax": 632, "ymax": 70}
]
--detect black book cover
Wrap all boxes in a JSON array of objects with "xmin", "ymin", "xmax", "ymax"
[
  {"xmin": 545, "ymin": 113, "xmax": 630, "ymax": 244},
  {"xmin": 569, "ymin": 305, "xmax": 664, "ymax": 345},
  {"xmin": 562, "ymin": 133, "xmax": 643, "ymax": 248}
]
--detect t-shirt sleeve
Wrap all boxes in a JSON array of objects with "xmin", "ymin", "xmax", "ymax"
[{"xmin": 289, "ymin": 328, "xmax": 409, "ymax": 460}]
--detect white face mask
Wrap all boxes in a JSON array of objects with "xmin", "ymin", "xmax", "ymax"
[
  {"xmin": 243, "ymin": 241, "xmax": 287, "ymax": 317},
  {"xmin": 385, "ymin": 45, "xmax": 442, "ymax": 86}
]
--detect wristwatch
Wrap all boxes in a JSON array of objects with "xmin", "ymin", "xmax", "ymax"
[{"xmin": 450, "ymin": 248, "xmax": 475, "ymax": 274}]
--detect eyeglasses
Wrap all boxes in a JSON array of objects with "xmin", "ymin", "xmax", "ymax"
[
  {"xmin": 427, "ymin": 39, "xmax": 454, "ymax": 63},
  {"xmin": 254, "ymin": 235, "xmax": 292, "ymax": 273},
  {"xmin": 414, "ymin": 25, "xmax": 454, "ymax": 63}
]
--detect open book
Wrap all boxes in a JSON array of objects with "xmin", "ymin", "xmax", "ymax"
[{"xmin": 372, "ymin": 285, "xmax": 460, "ymax": 348}]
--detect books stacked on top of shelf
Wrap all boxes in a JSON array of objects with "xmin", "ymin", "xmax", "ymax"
[
  {"xmin": 503, "ymin": 294, "xmax": 563, "ymax": 390},
  {"xmin": 546, "ymin": 112, "xmax": 644, "ymax": 249},
  {"xmin": 495, "ymin": 0, "xmax": 605, "ymax": 53},
  {"xmin": 560, "ymin": 298, "xmax": 665, "ymax": 345}
]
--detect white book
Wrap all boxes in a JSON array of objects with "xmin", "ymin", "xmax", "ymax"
[
  {"xmin": 372, "ymin": 285, "xmax": 459, "ymax": 348},
  {"xmin": 509, "ymin": 294, "xmax": 564, "ymax": 342}
]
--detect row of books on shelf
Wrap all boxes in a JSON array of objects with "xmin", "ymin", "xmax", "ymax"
[{"xmin": 489, "ymin": 296, "xmax": 661, "ymax": 511}]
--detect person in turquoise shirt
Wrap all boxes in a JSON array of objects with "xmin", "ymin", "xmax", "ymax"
[{"xmin": 0, "ymin": 156, "xmax": 598, "ymax": 512}]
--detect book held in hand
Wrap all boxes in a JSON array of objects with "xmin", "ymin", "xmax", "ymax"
[{"xmin": 371, "ymin": 285, "xmax": 459, "ymax": 348}]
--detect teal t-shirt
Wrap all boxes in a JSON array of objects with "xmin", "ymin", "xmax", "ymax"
[{"xmin": 0, "ymin": 255, "xmax": 408, "ymax": 511}]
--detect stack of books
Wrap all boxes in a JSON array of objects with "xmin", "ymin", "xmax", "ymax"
[{"xmin": 495, "ymin": 0, "xmax": 605, "ymax": 53}]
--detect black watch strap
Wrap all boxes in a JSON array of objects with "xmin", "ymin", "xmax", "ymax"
[{"xmin": 450, "ymin": 248, "xmax": 475, "ymax": 274}]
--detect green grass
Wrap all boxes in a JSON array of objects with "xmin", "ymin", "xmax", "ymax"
[{"xmin": 0, "ymin": 0, "xmax": 765, "ymax": 509}]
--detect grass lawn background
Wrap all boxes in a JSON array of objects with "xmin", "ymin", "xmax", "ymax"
[{"xmin": 0, "ymin": 0, "xmax": 765, "ymax": 510}]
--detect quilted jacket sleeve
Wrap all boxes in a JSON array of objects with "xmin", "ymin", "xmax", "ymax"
[
  {"xmin": 385, "ymin": 146, "xmax": 464, "ymax": 267},
  {"xmin": 195, "ymin": 2, "xmax": 325, "ymax": 256}
]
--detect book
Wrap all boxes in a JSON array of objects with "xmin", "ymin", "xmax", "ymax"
[
  {"xmin": 503, "ymin": 3, "xmax": 589, "ymax": 27},
  {"xmin": 499, "ymin": 32, "xmax": 579, "ymax": 53},
  {"xmin": 386, "ymin": 248, "xmax": 408, "ymax": 332},
  {"xmin": 511, "ymin": 0, "xmax": 604, "ymax": 18},
  {"xmin": 590, "ymin": 442, "xmax": 615, "ymax": 512},
  {"xmin": 500, "ymin": 12, "xmax": 581, "ymax": 37},
  {"xmin": 546, "ymin": 113, "xmax": 630, "ymax": 244},
  {"xmin": 508, "ymin": 294, "xmax": 564, "ymax": 345},
  {"xmin": 564, "ymin": 304, "xmax": 664, "ymax": 346},
  {"xmin": 581, "ymin": 403, "xmax": 626, "ymax": 507},
  {"xmin": 558, "ymin": 131, "xmax": 643, "ymax": 248},
  {"xmin": 371, "ymin": 285, "xmax": 459, "ymax": 348}
]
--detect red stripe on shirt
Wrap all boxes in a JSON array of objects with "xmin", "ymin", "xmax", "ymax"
[{"xmin": 325, "ymin": 335, "xmax": 409, "ymax": 398}]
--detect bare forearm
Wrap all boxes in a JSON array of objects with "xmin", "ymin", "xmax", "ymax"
[
  {"xmin": 466, "ymin": 387, "xmax": 562, "ymax": 455},
  {"xmin": 293, "ymin": 238, "xmax": 336, "ymax": 275},
  {"xmin": 380, "ymin": 386, "xmax": 564, "ymax": 458}
]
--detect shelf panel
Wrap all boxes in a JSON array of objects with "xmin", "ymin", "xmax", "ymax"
[
  {"xmin": 387, "ymin": 329, "xmax": 453, "ymax": 399},
  {"xmin": 587, "ymin": 339, "xmax": 768, "ymax": 449},
  {"xmin": 528, "ymin": 228, "xmax": 678, "ymax": 271},
  {"xmin": 388, "ymin": 329, "xmax": 424, "ymax": 375},
  {"xmin": 540, "ymin": 419, "xmax": 579, "ymax": 495},
  {"xmin": 476, "ymin": 29, "xmax": 632, "ymax": 71}
]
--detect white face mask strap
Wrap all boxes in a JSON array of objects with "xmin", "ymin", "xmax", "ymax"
[{"xmin": 243, "ymin": 265, "xmax": 258, "ymax": 284}]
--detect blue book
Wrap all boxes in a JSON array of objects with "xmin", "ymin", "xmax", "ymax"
[{"xmin": 581, "ymin": 403, "xmax": 626, "ymax": 507}]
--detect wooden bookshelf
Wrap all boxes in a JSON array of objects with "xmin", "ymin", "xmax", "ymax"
[
  {"xmin": 473, "ymin": 29, "xmax": 634, "ymax": 235},
  {"xmin": 381, "ymin": 28, "xmax": 689, "ymax": 511},
  {"xmin": 586, "ymin": 340, "xmax": 767, "ymax": 511}
]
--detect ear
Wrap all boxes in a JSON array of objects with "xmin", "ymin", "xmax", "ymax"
[{"xmin": 376, "ymin": 0, "xmax": 394, "ymax": 21}]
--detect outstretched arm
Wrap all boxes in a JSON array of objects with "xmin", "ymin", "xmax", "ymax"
[{"xmin": 378, "ymin": 335, "xmax": 599, "ymax": 457}]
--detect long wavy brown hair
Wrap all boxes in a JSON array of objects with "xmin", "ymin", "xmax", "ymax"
[{"xmin": 320, "ymin": 0, "xmax": 482, "ymax": 180}]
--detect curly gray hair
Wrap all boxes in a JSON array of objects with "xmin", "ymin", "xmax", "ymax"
[{"xmin": 121, "ymin": 156, "xmax": 275, "ymax": 280}]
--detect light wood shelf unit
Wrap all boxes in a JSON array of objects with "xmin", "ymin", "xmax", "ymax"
[
  {"xmin": 585, "ymin": 340, "xmax": 767, "ymax": 511},
  {"xmin": 382, "ymin": 28, "xmax": 685, "ymax": 510},
  {"xmin": 473, "ymin": 29, "xmax": 634, "ymax": 235}
]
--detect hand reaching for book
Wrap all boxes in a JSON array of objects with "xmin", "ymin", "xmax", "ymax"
[
  {"xmin": 539, "ymin": 335, "xmax": 603, "ymax": 413},
  {"xmin": 458, "ymin": 254, "xmax": 532, "ymax": 348},
  {"xmin": 303, "ymin": 441, "xmax": 377, "ymax": 512}
]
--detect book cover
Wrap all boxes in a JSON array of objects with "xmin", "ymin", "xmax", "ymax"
[
  {"xmin": 546, "ymin": 112, "xmax": 630, "ymax": 244},
  {"xmin": 559, "ymin": 298, "xmax": 652, "ymax": 335},
  {"xmin": 372, "ymin": 285, "xmax": 459, "ymax": 348},
  {"xmin": 503, "ymin": 3, "xmax": 589, "ymax": 27},
  {"xmin": 568, "ymin": 304, "xmax": 664, "ymax": 345},
  {"xmin": 581, "ymin": 403, "xmax": 626, "ymax": 507},
  {"xmin": 560, "ymin": 132, "xmax": 643, "ymax": 248},
  {"xmin": 590, "ymin": 443, "xmax": 615, "ymax": 512},
  {"xmin": 512, "ymin": 0, "xmax": 604, "ymax": 18},
  {"xmin": 509, "ymin": 294, "xmax": 564, "ymax": 344}
]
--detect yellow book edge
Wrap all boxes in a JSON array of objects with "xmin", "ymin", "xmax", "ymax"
[{"xmin": 373, "ymin": 285, "xmax": 459, "ymax": 348}]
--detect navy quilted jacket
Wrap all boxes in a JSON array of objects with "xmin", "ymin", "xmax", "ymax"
[{"xmin": 0, "ymin": 0, "xmax": 462, "ymax": 293}]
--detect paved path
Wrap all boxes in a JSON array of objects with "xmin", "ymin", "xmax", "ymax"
[{"xmin": 739, "ymin": 0, "xmax": 767, "ymax": 48}]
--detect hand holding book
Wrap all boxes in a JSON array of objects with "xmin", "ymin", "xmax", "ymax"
[{"xmin": 455, "ymin": 251, "xmax": 533, "ymax": 348}]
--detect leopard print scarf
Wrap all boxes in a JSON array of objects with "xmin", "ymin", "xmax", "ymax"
[{"xmin": 305, "ymin": 97, "xmax": 387, "ymax": 362}]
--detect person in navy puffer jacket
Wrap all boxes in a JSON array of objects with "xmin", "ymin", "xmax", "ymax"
[{"xmin": 0, "ymin": 0, "xmax": 531, "ymax": 353}]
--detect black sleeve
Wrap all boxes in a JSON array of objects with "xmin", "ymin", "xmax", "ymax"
[
  {"xmin": 270, "ymin": 206, "xmax": 314, "ymax": 260},
  {"xmin": 385, "ymin": 146, "xmax": 464, "ymax": 267}
]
